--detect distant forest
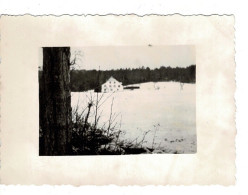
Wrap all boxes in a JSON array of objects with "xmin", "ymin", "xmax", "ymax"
[
  {"xmin": 69, "ymin": 65, "xmax": 196, "ymax": 92},
  {"xmin": 39, "ymin": 65, "xmax": 196, "ymax": 92}
]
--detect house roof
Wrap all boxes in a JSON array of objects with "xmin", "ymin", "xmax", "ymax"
[
  {"xmin": 108, "ymin": 76, "xmax": 117, "ymax": 82},
  {"xmin": 107, "ymin": 76, "xmax": 118, "ymax": 82},
  {"xmin": 103, "ymin": 76, "xmax": 122, "ymax": 84}
]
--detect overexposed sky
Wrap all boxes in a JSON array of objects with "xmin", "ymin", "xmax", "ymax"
[
  {"xmin": 72, "ymin": 45, "xmax": 195, "ymax": 70},
  {"xmin": 39, "ymin": 45, "xmax": 195, "ymax": 70}
]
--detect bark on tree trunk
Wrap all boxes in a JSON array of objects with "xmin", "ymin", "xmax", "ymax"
[{"xmin": 39, "ymin": 47, "xmax": 72, "ymax": 155}]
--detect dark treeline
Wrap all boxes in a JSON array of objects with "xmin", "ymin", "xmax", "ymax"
[
  {"xmin": 39, "ymin": 65, "xmax": 196, "ymax": 92},
  {"xmin": 70, "ymin": 65, "xmax": 196, "ymax": 92}
]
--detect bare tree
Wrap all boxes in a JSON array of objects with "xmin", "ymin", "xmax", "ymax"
[{"xmin": 39, "ymin": 47, "xmax": 72, "ymax": 155}]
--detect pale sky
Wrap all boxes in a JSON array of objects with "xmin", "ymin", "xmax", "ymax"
[{"xmin": 39, "ymin": 45, "xmax": 195, "ymax": 70}]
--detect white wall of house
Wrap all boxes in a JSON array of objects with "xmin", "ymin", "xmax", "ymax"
[{"xmin": 101, "ymin": 76, "xmax": 123, "ymax": 93}]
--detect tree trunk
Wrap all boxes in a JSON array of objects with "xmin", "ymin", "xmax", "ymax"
[{"xmin": 39, "ymin": 47, "xmax": 72, "ymax": 155}]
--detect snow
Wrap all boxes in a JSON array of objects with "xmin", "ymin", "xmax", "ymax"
[{"xmin": 71, "ymin": 81, "xmax": 196, "ymax": 153}]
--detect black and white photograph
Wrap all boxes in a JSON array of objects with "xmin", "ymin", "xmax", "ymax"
[
  {"xmin": 39, "ymin": 46, "xmax": 196, "ymax": 155},
  {"xmin": 1, "ymin": 13, "xmax": 237, "ymax": 187}
]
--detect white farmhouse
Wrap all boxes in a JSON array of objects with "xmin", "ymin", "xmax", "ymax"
[{"xmin": 101, "ymin": 76, "xmax": 123, "ymax": 93}]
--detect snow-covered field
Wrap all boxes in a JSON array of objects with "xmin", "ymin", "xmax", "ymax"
[{"xmin": 71, "ymin": 81, "xmax": 196, "ymax": 153}]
